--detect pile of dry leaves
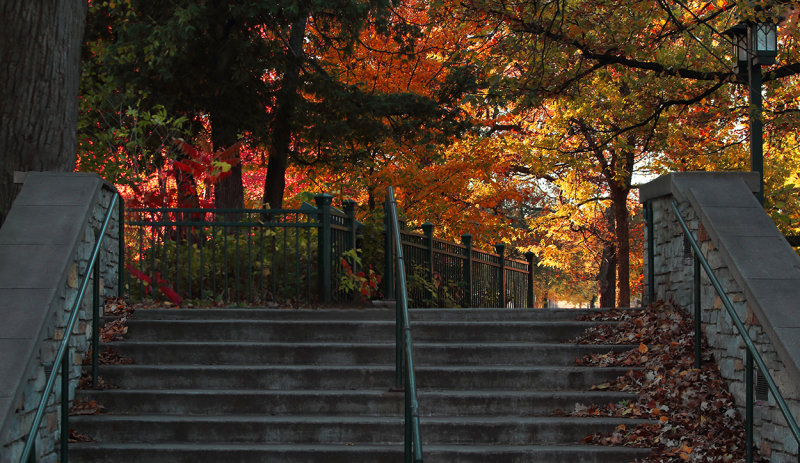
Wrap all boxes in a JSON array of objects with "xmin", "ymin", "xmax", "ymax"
[{"xmin": 569, "ymin": 302, "xmax": 767, "ymax": 462}]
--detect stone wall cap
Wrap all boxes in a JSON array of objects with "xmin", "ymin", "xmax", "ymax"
[
  {"xmin": 0, "ymin": 172, "xmax": 118, "ymax": 451},
  {"xmin": 639, "ymin": 172, "xmax": 759, "ymax": 203}
]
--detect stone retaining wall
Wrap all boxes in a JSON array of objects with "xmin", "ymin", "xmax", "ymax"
[
  {"xmin": 642, "ymin": 172, "xmax": 800, "ymax": 462},
  {"xmin": 0, "ymin": 173, "xmax": 121, "ymax": 463}
]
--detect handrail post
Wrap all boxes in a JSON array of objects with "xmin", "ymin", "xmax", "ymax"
[
  {"xmin": 61, "ymin": 348, "xmax": 69, "ymax": 463},
  {"xmin": 495, "ymin": 244, "xmax": 506, "ymax": 308},
  {"xmin": 92, "ymin": 248, "xmax": 100, "ymax": 385},
  {"xmin": 525, "ymin": 252, "xmax": 535, "ymax": 308},
  {"xmin": 693, "ymin": 252, "xmax": 701, "ymax": 369},
  {"xmin": 315, "ymin": 194, "xmax": 333, "ymax": 303},
  {"xmin": 461, "ymin": 234, "xmax": 473, "ymax": 308},
  {"xmin": 646, "ymin": 200, "xmax": 655, "ymax": 305},
  {"xmin": 746, "ymin": 350, "xmax": 753, "ymax": 463},
  {"xmin": 384, "ymin": 201, "xmax": 395, "ymax": 300},
  {"xmin": 422, "ymin": 222, "xmax": 434, "ymax": 306},
  {"xmin": 395, "ymin": 275, "xmax": 403, "ymax": 390}
]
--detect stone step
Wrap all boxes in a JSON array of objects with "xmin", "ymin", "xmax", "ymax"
[
  {"xmin": 68, "ymin": 414, "xmax": 650, "ymax": 445},
  {"xmin": 77, "ymin": 389, "xmax": 636, "ymax": 417},
  {"xmin": 93, "ymin": 364, "xmax": 632, "ymax": 391},
  {"xmin": 105, "ymin": 341, "xmax": 631, "ymax": 366},
  {"xmin": 128, "ymin": 308, "xmax": 397, "ymax": 321},
  {"xmin": 121, "ymin": 319, "xmax": 602, "ymax": 343},
  {"xmin": 410, "ymin": 307, "xmax": 642, "ymax": 321},
  {"xmin": 70, "ymin": 442, "xmax": 652, "ymax": 463},
  {"xmin": 126, "ymin": 307, "xmax": 637, "ymax": 322}
]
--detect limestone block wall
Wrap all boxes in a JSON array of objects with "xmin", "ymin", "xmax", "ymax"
[
  {"xmin": 642, "ymin": 172, "xmax": 800, "ymax": 462},
  {"xmin": 0, "ymin": 173, "xmax": 121, "ymax": 463}
]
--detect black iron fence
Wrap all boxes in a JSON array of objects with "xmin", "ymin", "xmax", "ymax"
[
  {"xmin": 384, "ymin": 208, "xmax": 535, "ymax": 308},
  {"xmin": 123, "ymin": 194, "xmax": 534, "ymax": 307},
  {"xmin": 124, "ymin": 194, "xmax": 356, "ymax": 305}
]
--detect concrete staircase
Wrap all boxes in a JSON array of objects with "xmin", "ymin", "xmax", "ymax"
[{"xmin": 70, "ymin": 307, "xmax": 651, "ymax": 462}]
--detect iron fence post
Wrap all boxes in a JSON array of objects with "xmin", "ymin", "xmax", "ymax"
[
  {"xmin": 495, "ymin": 244, "xmax": 506, "ymax": 308},
  {"xmin": 422, "ymin": 222, "xmax": 434, "ymax": 306},
  {"xmin": 525, "ymin": 252, "xmax": 535, "ymax": 308},
  {"xmin": 384, "ymin": 201, "xmax": 395, "ymax": 300},
  {"xmin": 461, "ymin": 234, "xmax": 472, "ymax": 307},
  {"xmin": 118, "ymin": 197, "xmax": 124, "ymax": 297},
  {"xmin": 315, "ymin": 194, "xmax": 333, "ymax": 303}
]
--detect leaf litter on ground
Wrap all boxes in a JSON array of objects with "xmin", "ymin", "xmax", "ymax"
[{"xmin": 565, "ymin": 302, "xmax": 767, "ymax": 462}]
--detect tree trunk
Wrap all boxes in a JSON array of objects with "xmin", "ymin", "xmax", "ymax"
[
  {"xmin": 263, "ymin": 15, "xmax": 307, "ymax": 210},
  {"xmin": 211, "ymin": 112, "xmax": 243, "ymax": 209},
  {"xmin": 598, "ymin": 205, "xmax": 616, "ymax": 308},
  {"xmin": 611, "ymin": 186, "xmax": 631, "ymax": 308},
  {"xmin": 0, "ymin": 0, "xmax": 87, "ymax": 225}
]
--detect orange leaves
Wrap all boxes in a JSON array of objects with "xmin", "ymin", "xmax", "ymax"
[{"xmin": 574, "ymin": 302, "xmax": 769, "ymax": 462}]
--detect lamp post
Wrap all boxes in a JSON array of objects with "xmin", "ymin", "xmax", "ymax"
[{"xmin": 724, "ymin": 20, "xmax": 778, "ymax": 205}]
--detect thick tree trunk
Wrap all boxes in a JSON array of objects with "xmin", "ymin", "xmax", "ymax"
[
  {"xmin": 211, "ymin": 112, "xmax": 244, "ymax": 209},
  {"xmin": 598, "ymin": 206, "xmax": 616, "ymax": 308},
  {"xmin": 0, "ymin": 0, "xmax": 87, "ymax": 225},
  {"xmin": 611, "ymin": 187, "xmax": 631, "ymax": 308},
  {"xmin": 263, "ymin": 15, "xmax": 306, "ymax": 210}
]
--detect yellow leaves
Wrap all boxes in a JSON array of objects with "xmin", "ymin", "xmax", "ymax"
[{"xmin": 638, "ymin": 343, "xmax": 649, "ymax": 354}]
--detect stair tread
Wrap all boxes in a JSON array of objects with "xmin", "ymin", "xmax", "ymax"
[
  {"xmin": 70, "ymin": 414, "xmax": 651, "ymax": 423},
  {"xmin": 81, "ymin": 388, "xmax": 635, "ymax": 396},
  {"xmin": 71, "ymin": 442, "xmax": 648, "ymax": 451},
  {"xmin": 95, "ymin": 364, "xmax": 634, "ymax": 371}
]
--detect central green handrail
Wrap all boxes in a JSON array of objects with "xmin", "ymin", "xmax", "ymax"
[
  {"xmin": 386, "ymin": 187, "xmax": 424, "ymax": 463},
  {"xmin": 671, "ymin": 200, "xmax": 800, "ymax": 463}
]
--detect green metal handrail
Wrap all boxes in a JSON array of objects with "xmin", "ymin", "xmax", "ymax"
[
  {"xmin": 386, "ymin": 187, "xmax": 424, "ymax": 463},
  {"xmin": 20, "ymin": 193, "xmax": 120, "ymax": 463},
  {"xmin": 671, "ymin": 200, "xmax": 800, "ymax": 463}
]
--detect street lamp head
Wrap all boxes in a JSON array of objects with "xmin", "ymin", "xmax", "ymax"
[
  {"xmin": 750, "ymin": 21, "xmax": 778, "ymax": 65},
  {"xmin": 723, "ymin": 23, "xmax": 749, "ymax": 74}
]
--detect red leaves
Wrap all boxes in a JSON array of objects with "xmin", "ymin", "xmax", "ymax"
[
  {"xmin": 125, "ymin": 265, "xmax": 183, "ymax": 305},
  {"xmin": 173, "ymin": 139, "xmax": 241, "ymax": 185},
  {"xmin": 573, "ymin": 302, "xmax": 768, "ymax": 462}
]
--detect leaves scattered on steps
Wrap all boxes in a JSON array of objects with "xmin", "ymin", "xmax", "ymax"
[
  {"xmin": 100, "ymin": 297, "xmax": 134, "ymax": 342},
  {"xmin": 77, "ymin": 374, "xmax": 115, "ymax": 390},
  {"xmin": 68, "ymin": 428, "xmax": 94, "ymax": 443},
  {"xmin": 571, "ymin": 302, "xmax": 767, "ymax": 463},
  {"xmin": 69, "ymin": 399, "xmax": 105, "ymax": 416},
  {"xmin": 100, "ymin": 318, "xmax": 128, "ymax": 342},
  {"xmin": 82, "ymin": 346, "xmax": 135, "ymax": 366},
  {"xmin": 104, "ymin": 297, "xmax": 133, "ymax": 317}
]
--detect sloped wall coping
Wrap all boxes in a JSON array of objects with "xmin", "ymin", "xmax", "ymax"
[
  {"xmin": 0, "ymin": 172, "xmax": 120, "ymax": 462},
  {"xmin": 641, "ymin": 172, "xmax": 800, "ymax": 383}
]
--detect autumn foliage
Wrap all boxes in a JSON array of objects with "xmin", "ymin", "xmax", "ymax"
[{"xmin": 77, "ymin": 0, "xmax": 800, "ymax": 306}]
